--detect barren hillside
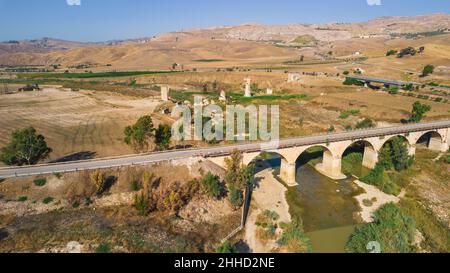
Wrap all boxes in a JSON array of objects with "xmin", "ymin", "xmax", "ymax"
[{"xmin": 0, "ymin": 13, "xmax": 448, "ymax": 70}]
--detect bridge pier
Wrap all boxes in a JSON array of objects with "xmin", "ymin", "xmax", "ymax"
[
  {"xmin": 408, "ymin": 145, "xmax": 416, "ymax": 156},
  {"xmin": 362, "ymin": 145, "xmax": 378, "ymax": 169},
  {"xmin": 315, "ymin": 151, "xmax": 347, "ymax": 180},
  {"xmin": 279, "ymin": 160, "xmax": 299, "ymax": 187},
  {"xmin": 428, "ymin": 137, "xmax": 449, "ymax": 152}
]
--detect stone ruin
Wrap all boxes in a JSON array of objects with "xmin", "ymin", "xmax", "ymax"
[
  {"xmin": 161, "ymin": 85, "xmax": 169, "ymax": 101},
  {"xmin": 244, "ymin": 78, "xmax": 252, "ymax": 97},
  {"xmin": 287, "ymin": 73, "xmax": 301, "ymax": 83},
  {"xmin": 219, "ymin": 89, "xmax": 227, "ymax": 101}
]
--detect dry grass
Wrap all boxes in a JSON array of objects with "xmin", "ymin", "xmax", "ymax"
[{"xmin": 0, "ymin": 87, "xmax": 162, "ymax": 165}]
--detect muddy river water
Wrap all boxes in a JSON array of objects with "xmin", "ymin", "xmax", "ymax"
[
  {"xmin": 265, "ymin": 156, "xmax": 362, "ymax": 253},
  {"xmin": 290, "ymin": 164, "xmax": 361, "ymax": 253}
]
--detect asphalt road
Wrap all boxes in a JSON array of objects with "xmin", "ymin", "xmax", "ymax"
[{"xmin": 0, "ymin": 120, "xmax": 449, "ymax": 179}]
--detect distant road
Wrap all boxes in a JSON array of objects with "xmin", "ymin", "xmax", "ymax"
[
  {"xmin": 347, "ymin": 74, "xmax": 450, "ymax": 91},
  {"xmin": 0, "ymin": 120, "xmax": 449, "ymax": 179},
  {"xmin": 347, "ymin": 76, "xmax": 415, "ymax": 86}
]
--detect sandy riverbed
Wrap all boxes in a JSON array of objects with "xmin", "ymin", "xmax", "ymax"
[
  {"xmin": 353, "ymin": 180, "xmax": 403, "ymax": 223},
  {"xmin": 244, "ymin": 167, "xmax": 291, "ymax": 253}
]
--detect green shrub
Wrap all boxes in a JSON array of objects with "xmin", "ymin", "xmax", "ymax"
[
  {"xmin": 403, "ymin": 83, "xmax": 414, "ymax": 91},
  {"xmin": 42, "ymin": 197, "xmax": 54, "ymax": 204},
  {"xmin": 33, "ymin": 177, "xmax": 47, "ymax": 187},
  {"xmin": 340, "ymin": 109, "xmax": 360, "ymax": 119},
  {"xmin": 18, "ymin": 196, "xmax": 28, "ymax": 202},
  {"xmin": 277, "ymin": 218, "xmax": 312, "ymax": 253},
  {"xmin": 96, "ymin": 243, "xmax": 111, "ymax": 253},
  {"xmin": 346, "ymin": 203, "xmax": 416, "ymax": 253},
  {"xmin": 399, "ymin": 199, "xmax": 450, "ymax": 252},
  {"xmin": 216, "ymin": 241, "xmax": 237, "ymax": 253},
  {"xmin": 72, "ymin": 201, "xmax": 80, "ymax": 208},
  {"xmin": 386, "ymin": 49, "xmax": 398, "ymax": 56},
  {"xmin": 201, "ymin": 172, "xmax": 221, "ymax": 198},
  {"xmin": 85, "ymin": 197, "xmax": 93, "ymax": 206},
  {"xmin": 361, "ymin": 164, "xmax": 401, "ymax": 196},
  {"xmin": 133, "ymin": 193, "xmax": 150, "ymax": 216},
  {"xmin": 355, "ymin": 118, "xmax": 375, "ymax": 129},
  {"xmin": 264, "ymin": 210, "xmax": 280, "ymax": 222},
  {"xmin": 131, "ymin": 180, "xmax": 141, "ymax": 192},
  {"xmin": 422, "ymin": 65, "xmax": 435, "ymax": 77},
  {"xmin": 440, "ymin": 154, "xmax": 450, "ymax": 164},
  {"xmin": 342, "ymin": 153, "xmax": 363, "ymax": 175}
]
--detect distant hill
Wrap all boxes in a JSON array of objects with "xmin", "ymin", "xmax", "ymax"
[
  {"xmin": 0, "ymin": 37, "xmax": 87, "ymax": 56},
  {"xmin": 0, "ymin": 13, "xmax": 448, "ymax": 69}
]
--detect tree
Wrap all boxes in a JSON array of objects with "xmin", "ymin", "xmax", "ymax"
[
  {"xmin": 224, "ymin": 151, "xmax": 253, "ymax": 208},
  {"xmin": 90, "ymin": 170, "xmax": 106, "ymax": 195},
  {"xmin": 124, "ymin": 115, "xmax": 155, "ymax": 152},
  {"xmin": 225, "ymin": 151, "xmax": 253, "ymax": 190},
  {"xmin": 228, "ymin": 185, "xmax": 243, "ymax": 209},
  {"xmin": 155, "ymin": 124, "xmax": 172, "ymax": 150},
  {"xmin": 0, "ymin": 127, "xmax": 52, "ymax": 166},
  {"xmin": 378, "ymin": 145, "xmax": 394, "ymax": 170},
  {"xmin": 250, "ymin": 83, "xmax": 260, "ymax": 93},
  {"xmin": 404, "ymin": 83, "xmax": 414, "ymax": 91},
  {"xmin": 421, "ymin": 65, "xmax": 434, "ymax": 77},
  {"xmin": 379, "ymin": 137, "xmax": 413, "ymax": 172},
  {"xmin": 390, "ymin": 137, "xmax": 414, "ymax": 171},
  {"xmin": 408, "ymin": 101, "xmax": 431, "ymax": 123},
  {"xmin": 397, "ymin": 47, "xmax": 417, "ymax": 58},
  {"xmin": 386, "ymin": 49, "xmax": 398, "ymax": 56}
]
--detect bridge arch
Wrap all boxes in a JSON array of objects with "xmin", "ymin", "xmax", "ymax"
[
  {"xmin": 294, "ymin": 145, "xmax": 346, "ymax": 180},
  {"xmin": 244, "ymin": 151, "xmax": 289, "ymax": 168},
  {"xmin": 380, "ymin": 135, "xmax": 412, "ymax": 150},
  {"xmin": 340, "ymin": 140, "xmax": 378, "ymax": 171},
  {"xmin": 413, "ymin": 131, "xmax": 446, "ymax": 152},
  {"xmin": 243, "ymin": 151, "xmax": 298, "ymax": 187}
]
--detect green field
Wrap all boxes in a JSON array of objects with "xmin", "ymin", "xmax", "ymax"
[{"xmin": 16, "ymin": 70, "xmax": 180, "ymax": 79}]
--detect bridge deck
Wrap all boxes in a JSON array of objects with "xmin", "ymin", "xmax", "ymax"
[
  {"xmin": 347, "ymin": 76, "xmax": 412, "ymax": 86},
  {"xmin": 0, "ymin": 120, "xmax": 449, "ymax": 179}
]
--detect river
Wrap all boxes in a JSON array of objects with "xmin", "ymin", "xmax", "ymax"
[{"xmin": 263, "ymin": 155, "xmax": 362, "ymax": 253}]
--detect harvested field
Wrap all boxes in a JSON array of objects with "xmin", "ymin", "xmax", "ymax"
[{"xmin": 0, "ymin": 87, "xmax": 162, "ymax": 165}]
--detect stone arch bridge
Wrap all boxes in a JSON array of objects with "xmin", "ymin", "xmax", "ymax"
[
  {"xmin": 0, "ymin": 121, "xmax": 448, "ymax": 181},
  {"xmin": 208, "ymin": 120, "xmax": 450, "ymax": 187}
]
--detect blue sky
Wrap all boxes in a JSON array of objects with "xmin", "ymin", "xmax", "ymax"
[{"xmin": 0, "ymin": 0, "xmax": 448, "ymax": 42}]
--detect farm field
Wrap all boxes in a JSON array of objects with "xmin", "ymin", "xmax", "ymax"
[{"xmin": 0, "ymin": 87, "xmax": 161, "ymax": 164}]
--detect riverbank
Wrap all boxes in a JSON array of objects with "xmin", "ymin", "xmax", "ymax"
[
  {"xmin": 353, "ymin": 179, "xmax": 403, "ymax": 223},
  {"xmin": 244, "ymin": 167, "xmax": 291, "ymax": 253}
]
